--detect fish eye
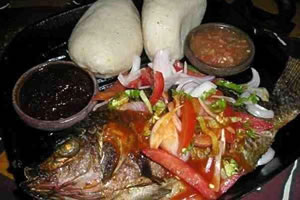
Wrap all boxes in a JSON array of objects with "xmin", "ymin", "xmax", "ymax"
[{"xmin": 57, "ymin": 139, "xmax": 80, "ymax": 158}]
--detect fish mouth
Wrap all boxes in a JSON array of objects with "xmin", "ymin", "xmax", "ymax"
[{"xmin": 20, "ymin": 179, "xmax": 53, "ymax": 200}]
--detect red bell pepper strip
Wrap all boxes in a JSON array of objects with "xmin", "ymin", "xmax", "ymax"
[
  {"xmin": 149, "ymin": 71, "xmax": 164, "ymax": 105},
  {"xmin": 93, "ymin": 81, "xmax": 125, "ymax": 101},
  {"xmin": 142, "ymin": 149, "xmax": 217, "ymax": 200},
  {"xmin": 179, "ymin": 99, "xmax": 197, "ymax": 151}
]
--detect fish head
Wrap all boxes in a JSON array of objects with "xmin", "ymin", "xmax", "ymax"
[{"xmin": 20, "ymin": 126, "xmax": 121, "ymax": 199}]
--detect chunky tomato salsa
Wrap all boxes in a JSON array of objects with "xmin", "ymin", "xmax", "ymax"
[{"xmin": 190, "ymin": 26, "xmax": 252, "ymax": 68}]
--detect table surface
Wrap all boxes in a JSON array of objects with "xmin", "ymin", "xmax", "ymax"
[{"xmin": 1, "ymin": 0, "xmax": 300, "ymax": 199}]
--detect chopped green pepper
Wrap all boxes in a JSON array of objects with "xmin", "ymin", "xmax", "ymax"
[
  {"xmin": 216, "ymin": 80, "xmax": 245, "ymax": 94},
  {"xmin": 125, "ymin": 89, "xmax": 141, "ymax": 99},
  {"xmin": 234, "ymin": 93, "xmax": 259, "ymax": 107},
  {"xmin": 210, "ymin": 98, "xmax": 227, "ymax": 113},
  {"xmin": 201, "ymin": 88, "xmax": 217, "ymax": 100},
  {"xmin": 108, "ymin": 93, "xmax": 129, "ymax": 110},
  {"xmin": 223, "ymin": 159, "xmax": 239, "ymax": 177}
]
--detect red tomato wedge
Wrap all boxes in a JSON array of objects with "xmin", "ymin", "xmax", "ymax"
[
  {"xmin": 142, "ymin": 149, "xmax": 217, "ymax": 200},
  {"xmin": 93, "ymin": 81, "xmax": 125, "ymax": 101},
  {"xmin": 127, "ymin": 67, "xmax": 153, "ymax": 88},
  {"xmin": 179, "ymin": 99, "xmax": 197, "ymax": 151},
  {"xmin": 150, "ymin": 71, "xmax": 164, "ymax": 105},
  {"xmin": 223, "ymin": 106, "xmax": 234, "ymax": 117}
]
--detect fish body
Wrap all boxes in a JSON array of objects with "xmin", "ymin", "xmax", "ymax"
[
  {"xmin": 22, "ymin": 108, "xmax": 185, "ymax": 200},
  {"xmin": 21, "ymin": 57, "xmax": 300, "ymax": 199}
]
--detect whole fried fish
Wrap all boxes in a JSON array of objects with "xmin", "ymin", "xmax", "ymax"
[
  {"xmin": 21, "ymin": 108, "xmax": 185, "ymax": 200},
  {"xmin": 21, "ymin": 57, "xmax": 300, "ymax": 200}
]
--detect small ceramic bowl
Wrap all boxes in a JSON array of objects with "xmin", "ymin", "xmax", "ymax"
[
  {"xmin": 185, "ymin": 23, "xmax": 255, "ymax": 77},
  {"xmin": 12, "ymin": 61, "xmax": 98, "ymax": 131}
]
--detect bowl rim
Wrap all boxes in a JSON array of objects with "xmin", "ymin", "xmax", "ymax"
[
  {"xmin": 12, "ymin": 60, "xmax": 98, "ymax": 131},
  {"xmin": 185, "ymin": 22, "xmax": 255, "ymax": 76}
]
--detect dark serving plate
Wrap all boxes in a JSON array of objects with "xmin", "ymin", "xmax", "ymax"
[{"xmin": 0, "ymin": 1, "xmax": 299, "ymax": 200}]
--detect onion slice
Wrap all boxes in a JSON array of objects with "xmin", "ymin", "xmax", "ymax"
[
  {"xmin": 257, "ymin": 147, "xmax": 275, "ymax": 166},
  {"xmin": 118, "ymin": 56, "xmax": 142, "ymax": 87},
  {"xmin": 246, "ymin": 87, "xmax": 270, "ymax": 102},
  {"xmin": 246, "ymin": 104, "xmax": 274, "ymax": 119},
  {"xmin": 190, "ymin": 81, "xmax": 217, "ymax": 98},
  {"xmin": 119, "ymin": 101, "xmax": 149, "ymax": 113},
  {"xmin": 245, "ymin": 68, "xmax": 260, "ymax": 88}
]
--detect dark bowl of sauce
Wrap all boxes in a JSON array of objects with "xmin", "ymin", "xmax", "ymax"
[
  {"xmin": 12, "ymin": 61, "xmax": 98, "ymax": 131},
  {"xmin": 185, "ymin": 23, "xmax": 255, "ymax": 77}
]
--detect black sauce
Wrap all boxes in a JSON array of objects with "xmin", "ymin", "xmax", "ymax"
[{"xmin": 19, "ymin": 63, "xmax": 94, "ymax": 121}]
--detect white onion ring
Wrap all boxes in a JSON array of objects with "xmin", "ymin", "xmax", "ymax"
[
  {"xmin": 246, "ymin": 87, "xmax": 270, "ymax": 102},
  {"xmin": 211, "ymin": 95, "xmax": 236, "ymax": 104},
  {"xmin": 257, "ymin": 147, "xmax": 275, "ymax": 166},
  {"xmin": 183, "ymin": 61, "xmax": 188, "ymax": 74},
  {"xmin": 180, "ymin": 152, "xmax": 190, "ymax": 162},
  {"xmin": 205, "ymin": 157, "xmax": 214, "ymax": 173},
  {"xmin": 119, "ymin": 101, "xmax": 149, "ymax": 113},
  {"xmin": 176, "ymin": 80, "xmax": 198, "ymax": 92},
  {"xmin": 118, "ymin": 56, "xmax": 142, "ymax": 87},
  {"xmin": 190, "ymin": 81, "xmax": 217, "ymax": 97},
  {"xmin": 246, "ymin": 104, "xmax": 274, "ymax": 119},
  {"xmin": 245, "ymin": 68, "xmax": 260, "ymax": 88},
  {"xmin": 199, "ymin": 98, "xmax": 217, "ymax": 118},
  {"xmin": 152, "ymin": 49, "xmax": 176, "ymax": 78}
]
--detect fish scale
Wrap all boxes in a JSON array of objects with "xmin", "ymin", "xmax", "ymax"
[{"xmin": 272, "ymin": 57, "xmax": 300, "ymax": 129}]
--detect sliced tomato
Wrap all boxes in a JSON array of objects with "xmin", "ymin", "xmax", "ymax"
[
  {"xmin": 139, "ymin": 67, "xmax": 153, "ymax": 86},
  {"xmin": 127, "ymin": 67, "xmax": 153, "ymax": 88},
  {"xmin": 223, "ymin": 106, "xmax": 234, "ymax": 117},
  {"xmin": 149, "ymin": 71, "xmax": 164, "ymax": 105},
  {"xmin": 224, "ymin": 129, "xmax": 235, "ymax": 144},
  {"xmin": 142, "ymin": 149, "xmax": 217, "ymax": 200},
  {"xmin": 93, "ymin": 81, "xmax": 125, "ymax": 101},
  {"xmin": 214, "ymin": 90, "xmax": 224, "ymax": 96},
  {"xmin": 236, "ymin": 112, "xmax": 273, "ymax": 131},
  {"xmin": 173, "ymin": 60, "xmax": 183, "ymax": 72},
  {"xmin": 179, "ymin": 99, "xmax": 197, "ymax": 151}
]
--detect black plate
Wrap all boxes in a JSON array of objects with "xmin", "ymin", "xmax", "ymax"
[{"xmin": 1, "ymin": 1, "xmax": 299, "ymax": 200}]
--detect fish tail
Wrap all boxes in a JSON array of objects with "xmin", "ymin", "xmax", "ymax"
[{"xmin": 272, "ymin": 57, "xmax": 300, "ymax": 129}]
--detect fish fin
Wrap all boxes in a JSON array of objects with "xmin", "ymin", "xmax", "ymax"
[{"xmin": 272, "ymin": 57, "xmax": 300, "ymax": 128}]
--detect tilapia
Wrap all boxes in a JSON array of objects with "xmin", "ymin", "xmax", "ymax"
[
  {"xmin": 21, "ymin": 108, "xmax": 185, "ymax": 200},
  {"xmin": 21, "ymin": 57, "xmax": 300, "ymax": 200}
]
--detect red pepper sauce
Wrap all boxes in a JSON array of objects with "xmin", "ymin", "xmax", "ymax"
[{"xmin": 191, "ymin": 26, "xmax": 251, "ymax": 68}]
